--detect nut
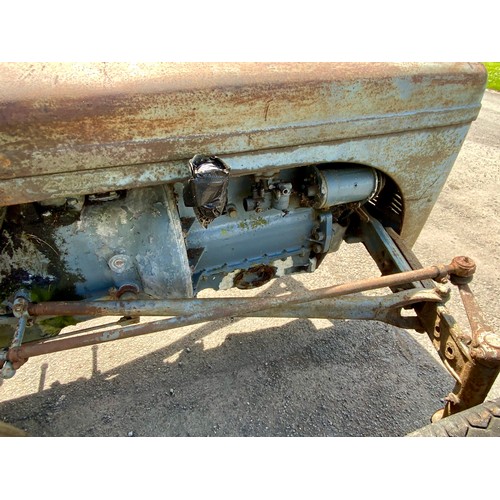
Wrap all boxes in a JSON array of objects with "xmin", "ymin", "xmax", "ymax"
[
  {"xmin": 435, "ymin": 284, "xmax": 451, "ymax": 300},
  {"xmin": 451, "ymin": 256, "xmax": 476, "ymax": 277},
  {"xmin": 12, "ymin": 297, "xmax": 28, "ymax": 318}
]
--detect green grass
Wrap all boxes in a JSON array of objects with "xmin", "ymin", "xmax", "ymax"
[{"xmin": 484, "ymin": 62, "xmax": 500, "ymax": 91}]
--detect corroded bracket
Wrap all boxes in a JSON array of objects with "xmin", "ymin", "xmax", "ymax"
[
  {"xmin": 430, "ymin": 261, "xmax": 500, "ymax": 419},
  {"xmin": 378, "ymin": 231, "xmax": 500, "ymax": 420},
  {"xmin": 416, "ymin": 300, "xmax": 500, "ymax": 419},
  {"xmin": 351, "ymin": 213, "xmax": 500, "ymax": 420}
]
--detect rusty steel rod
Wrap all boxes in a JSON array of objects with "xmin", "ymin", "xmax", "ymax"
[
  {"xmin": 5, "ymin": 259, "xmax": 462, "ymax": 363},
  {"xmin": 27, "ymin": 288, "xmax": 442, "ymax": 318},
  {"xmin": 31, "ymin": 289, "xmax": 444, "ymax": 343}
]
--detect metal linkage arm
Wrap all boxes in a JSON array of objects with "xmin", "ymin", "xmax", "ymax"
[
  {"xmin": 354, "ymin": 212, "xmax": 500, "ymax": 420},
  {"xmin": 2, "ymin": 259, "xmax": 464, "ymax": 376}
]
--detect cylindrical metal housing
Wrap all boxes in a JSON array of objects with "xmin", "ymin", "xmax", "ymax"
[{"xmin": 312, "ymin": 166, "xmax": 379, "ymax": 208}]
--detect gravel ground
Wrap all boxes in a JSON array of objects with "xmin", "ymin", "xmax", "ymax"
[{"xmin": 0, "ymin": 90, "xmax": 498, "ymax": 437}]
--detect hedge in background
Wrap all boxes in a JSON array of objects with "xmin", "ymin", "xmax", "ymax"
[{"xmin": 484, "ymin": 62, "xmax": 500, "ymax": 92}]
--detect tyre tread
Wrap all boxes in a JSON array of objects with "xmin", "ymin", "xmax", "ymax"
[{"xmin": 408, "ymin": 398, "xmax": 500, "ymax": 437}]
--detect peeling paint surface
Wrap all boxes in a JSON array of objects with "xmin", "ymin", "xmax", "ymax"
[
  {"xmin": 0, "ymin": 63, "xmax": 486, "ymax": 208},
  {"xmin": 0, "ymin": 231, "xmax": 51, "ymax": 280}
]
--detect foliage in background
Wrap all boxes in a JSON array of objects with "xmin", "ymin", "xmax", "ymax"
[{"xmin": 484, "ymin": 62, "xmax": 500, "ymax": 91}]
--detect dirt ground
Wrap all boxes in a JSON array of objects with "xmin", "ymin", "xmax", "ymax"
[{"xmin": 0, "ymin": 90, "xmax": 498, "ymax": 437}]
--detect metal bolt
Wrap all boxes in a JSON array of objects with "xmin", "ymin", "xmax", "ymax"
[
  {"xmin": 227, "ymin": 206, "xmax": 238, "ymax": 218},
  {"xmin": 312, "ymin": 244, "xmax": 323, "ymax": 254},
  {"xmin": 12, "ymin": 297, "xmax": 28, "ymax": 318},
  {"xmin": 108, "ymin": 254, "xmax": 131, "ymax": 274},
  {"xmin": 435, "ymin": 284, "xmax": 451, "ymax": 300}
]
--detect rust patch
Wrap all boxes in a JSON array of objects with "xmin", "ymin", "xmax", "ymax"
[
  {"xmin": 0, "ymin": 160, "xmax": 191, "ymax": 206},
  {"xmin": 234, "ymin": 265, "xmax": 277, "ymax": 289},
  {"xmin": 0, "ymin": 62, "xmax": 486, "ymax": 184},
  {"xmin": 0, "ymin": 154, "xmax": 11, "ymax": 169}
]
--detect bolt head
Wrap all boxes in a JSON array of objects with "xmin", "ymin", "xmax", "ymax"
[
  {"xmin": 108, "ymin": 254, "xmax": 131, "ymax": 274},
  {"xmin": 312, "ymin": 244, "xmax": 323, "ymax": 254},
  {"xmin": 12, "ymin": 297, "xmax": 28, "ymax": 318},
  {"xmin": 435, "ymin": 284, "xmax": 450, "ymax": 297}
]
